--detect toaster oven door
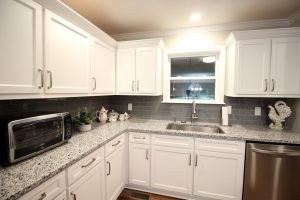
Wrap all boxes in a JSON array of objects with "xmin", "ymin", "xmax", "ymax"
[{"xmin": 8, "ymin": 115, "xmax": 64, "ymax": 163}]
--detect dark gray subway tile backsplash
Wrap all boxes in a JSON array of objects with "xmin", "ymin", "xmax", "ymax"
[{"xmin": 0, "ymin": 95, "xmax": 291, "ymax": 126}]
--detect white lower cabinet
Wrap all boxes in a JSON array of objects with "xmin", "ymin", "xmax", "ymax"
[
  {"xmin": 105, "ymin": 144, "xmax": 126, "ymax": 200},
  {"xmin": 129, "ymin": 143, "xmax": 150, "ymax": 187},
  {"xmin": 194, "ymin": 139, "xmax": 245, "ymax": 200},
  {"xmin": 151, "ymin": 145, "xmax": 193, "ymax": 195},
  {"xmin": 53, "ymin": 192, "xmax": 67, "ymax": 200},
  {"xmin": 19, "ymin": 171, "xmax": 66, "ymax": 200},
  {"xmin": 68, "ymin": 161, "xmax": 105, "ymax": 200}
]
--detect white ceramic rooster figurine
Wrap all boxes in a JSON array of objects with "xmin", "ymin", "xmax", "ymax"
[{"xmin": 268, "ymin": 101, "xmax": 292, "ymax": 130}]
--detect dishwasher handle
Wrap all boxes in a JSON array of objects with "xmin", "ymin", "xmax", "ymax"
[{"xmin": 250, "ymin": 147, "xmax": 300, "ymax": 157}]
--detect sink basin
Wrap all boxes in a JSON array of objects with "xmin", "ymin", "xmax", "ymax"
[{"xmin": 166, "ymin": 123, "xmax": 225, "ymax": 134}]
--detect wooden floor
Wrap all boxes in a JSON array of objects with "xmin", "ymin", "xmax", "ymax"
[{"xmin": 117, "ymin": 189, "xmax": 183, "ymax": 200}]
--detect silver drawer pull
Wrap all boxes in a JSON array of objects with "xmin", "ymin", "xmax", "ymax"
[
  {"xmin": 81, "ymin": 158, "xmax": 96, "ymax": 168},
  {"xmin": 132, "ymin": 80, "xmax": 135, "ymax": 92},
  {"xmin": 195, "ymin": 154, "xmax": 198, "ymax": 167},
  {"xmin": 71, "ymin": 192, "xmax": 77, "ymax": 200},
  {"xmin": 189, "ymin": 153, "xmax": 191, "ymax": 166},
  {"xmin": 112, "ymin": 140, "xmax": 120, "ymax": 147},
  {"xmin": 137, "ymin": 80, "xmax": 139, "ymax": 91},
  {"xmin": 133, "ymin": 136, "xmax": 146, "ymax": 140},
  {"xmin": 38, "ymin": 192, "xmax": 47, "ymax": 200},
  {"xmin": 47, "ymin": 70, "xmax": 53, "ymax": 89}
]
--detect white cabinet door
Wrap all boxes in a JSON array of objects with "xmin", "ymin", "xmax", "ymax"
[
  {"xmin": 236, "ymin": 39, "xmax": 271, "ymax": 95},
  {"xmin": 45, "ymin": 10, "xmax": 90, "ymax": 94},
  {"xmin": 106, "ymin": 145, "xmax": 126, "ymax": 200},
  {"xmin": 0, "ymin": 0, "xmax": 42, "ymax": 94},
  {"xmin": 68, "ymin": 161, "xmax": 105, "ymax": 200},
  {"xmin": 194, "ymin": 150, "xmax": 244, "ymax": 200},
  {"xmin": 136, "ymin": 47, "xmax": 157, "ymax": 94},
  {"xmin": 116, "ymin": 48, "xmax": 136, "ymax": 94},
  {"xmin": 270, "ymin": 37, "xmax": 300, "ymax": 95},
  {"xmin": 151, "ymin": 145, "xmax": 193, "ymax": 195},
  {"xmin": 129, "ymin": 143, "xmax": 150, "ymax": 187},
  {"xmin": 92, "ymin": 39, "xmax": 115, "ymax": 94}
]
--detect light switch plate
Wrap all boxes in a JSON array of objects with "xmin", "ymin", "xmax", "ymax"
[
  {"xmin": 227, "ymin": 106, "xmax": 232, "ymax": 115},
  {"xmin": 255, "ymin": 107, "xmax": 261, "ymax": 116},
  {"xmin": 128, "ymin": 103, "xmax": 133, "ymax": 111}
]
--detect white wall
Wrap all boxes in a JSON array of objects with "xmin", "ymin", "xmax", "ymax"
[{"xmin": 162, "ymin": 31, "xmax": 230, "ymax": 52}]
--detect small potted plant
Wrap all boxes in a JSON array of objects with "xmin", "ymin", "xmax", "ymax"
[{"xmin": 74, "ymin": 107, "xmax": 94, "ymax": 132}]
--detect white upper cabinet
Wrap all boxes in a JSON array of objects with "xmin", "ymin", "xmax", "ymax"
[
  {"xmin": 270, "ymin": 37, "xmax": 300, "ymax": 95},
  {"xmin": 0, "ymin": 0, "xmax": 43, "ymax": 94},
  {"xmin": 116, "ymin": 39, "xmax": 164, "ymax": 95},
  {"xmin": 225, "ymin": 27, "xmax": 300, "ymax": 97},
  {"xmin": 116, "ymin": 48, "xmax": 136, "ymax": 94},
  {"xmin": 44, "ymin": 10, "xmax": 90, "ymax": 94},
  {"xmin": 236, "ymin": 39, "xmax": 271, "ymax": 95},
  {"xmin": 91, "ymin": 38, "xmax": 115, "ymax": 94}
]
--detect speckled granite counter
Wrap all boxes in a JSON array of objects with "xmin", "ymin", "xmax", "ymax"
[{"xmin": 1, "ymin": 119, "xmax": 300, "ymax": 200}]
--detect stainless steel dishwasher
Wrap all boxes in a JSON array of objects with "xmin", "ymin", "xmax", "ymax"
[{"xmin": 243, "ymin": 143, "xmax": 300, "ymax": 200}]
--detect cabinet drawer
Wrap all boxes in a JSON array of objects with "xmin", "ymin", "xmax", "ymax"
[
  {"xmin": 67, "ymin": 147, "xmax": 104, "ymax": 186},
  {"xmin": 105, "ymin": 134, "xmax": 125, "ymax": 156},
  {"xmin": 195, "ymin": 138, "xmax": 245, "ymax": 154},
  {"xmin": 129, "ymin": 132, "xmax": 150, "ymax": 144},
  {"xmin": 151, "ymin": 134, "xmax": 194, "ymax": 149},
  {"xmin": 19, "ymin": 171, "xmax": 66, "ymax": 200}
]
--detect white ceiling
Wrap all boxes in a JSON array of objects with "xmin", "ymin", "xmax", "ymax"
[{"xmin": 62, "ymin": 0, "xmax": 300, "ymax": 35}]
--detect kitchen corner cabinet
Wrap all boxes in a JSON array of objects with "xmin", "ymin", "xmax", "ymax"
[
  {"xmin": 116, "ymin": 39, "xmax": 164, "ymax": 95},
  {"xmin": 0, "ymin": 0, "xmax": 43, "ymax": 94},
  {"xmin": 68, "ymin": 161, "xmax": 105, "ymax": 200},
  {"xmin": 91, "ymin": 38, "xmax": 115, "ymax": 95},
  {"xmin": 225, "ymin": 27, "xmax": 300, "ymax": 97},
  {"xmin": 44, "ymin": 10, "xmax": 90, "ymax": 94}
]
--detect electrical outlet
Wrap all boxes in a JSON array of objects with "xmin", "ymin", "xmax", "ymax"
[
  {"xmin": 227, "ymin": 106, "xmax": 232, "ymax": 114},
  {"xmin": 128, "ymin": 103, "xmax": 133, "ymax": 111},
  {"xmin": 255, "ymin": 107, "xmax": 261, "ymax": 116}
]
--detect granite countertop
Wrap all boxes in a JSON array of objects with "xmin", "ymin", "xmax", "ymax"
[{"xmin": 1, "ymin": 119, "xmax": 300, "ymax": 200}]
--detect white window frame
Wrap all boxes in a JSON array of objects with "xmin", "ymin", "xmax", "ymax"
[{"xmin": 162, "ymin": 50, "xmax": 225, "ymax": 104}]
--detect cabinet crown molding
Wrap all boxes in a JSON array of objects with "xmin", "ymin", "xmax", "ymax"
[
  {"xmin": 117, "ymin": 38, "xmax": 164, "ymax": 49},
  {"xmin": 226, "ymin": 27, "xmax": 300, "ymax": 44}
]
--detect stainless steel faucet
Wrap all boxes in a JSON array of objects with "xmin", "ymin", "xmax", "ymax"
[{"xmin": 191, "ymin": 100, "xmax": 198, "ymax": 123}]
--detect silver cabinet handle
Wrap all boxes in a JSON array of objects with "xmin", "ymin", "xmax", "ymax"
[
  {"xmin": 107, "ymin": 161, "xmax": 111, "ymax": 176},
  {"xmin": 189, "ymin": 153, "xmax": 191, "ymax": 166},
  {"xmin": 93, "ymin": 77, "xmax": 96, "ymax": 90},
  {"xmin": 195, "ymin": 154, "xmax": 198, "ymax": 167},
  {"xmin": 132, "ymin": 80, "xmax": 135, "ymax": 92},
  {"xmin": 38, "ymin": 69, "xmax": 43, "ymax": 89},
  {"xmin": 146, "ymin": 149, "xmax": 149, "ymax": 160},
  {"xmin": 71, "ymin": 192, "xmax": 76, "ymax": 200},
  {"xmin": 81, "ymin": 158, "xmax": 96, "ymax": 168},
  {"xmin": 38, "ymin": 192, "xmax": 46, "ymax": 200},
  {"xmin": 47, "ymin": 70, "xmax": 52, "ymax": 89},
  {"xmin": 133, "ymin": 136, "xmax": 146, "ymax": 140},
  {"xmin": 137, "ymin": 80, "xmax": 139, "ymax": 91},
  {"xmin": 264, "ymin": 79, "xmax": 268, "ymax": 92},
  {"xmin": 271, "ymin": 79, "xmax": 275, "ymax": 92},
  {"xmin": 112, "ymin": 140, "xmax": 120, "ymax": 147}
]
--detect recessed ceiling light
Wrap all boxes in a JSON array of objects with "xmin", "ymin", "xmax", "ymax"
[{"xmin": 190, "ymin": 14, "xmax": 202, "ymax": 22}]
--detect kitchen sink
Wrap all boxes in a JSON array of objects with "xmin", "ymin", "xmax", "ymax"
[{"xmin": 166, "ymin": 123, "xmax": 225, "ymax": 134}]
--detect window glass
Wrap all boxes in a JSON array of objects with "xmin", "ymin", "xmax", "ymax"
[
  {"xmin": 170, "ymin": 79, "xmax": 215, "ymax": 100},
  {"xmin": 171, "ymin": 56, "xmax": 215, "ymax": 77}
]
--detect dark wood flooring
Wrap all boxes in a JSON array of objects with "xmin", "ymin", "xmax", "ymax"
[{"xmin": 117, "ymin": 189, "xmax": 184, "ymax": 200}]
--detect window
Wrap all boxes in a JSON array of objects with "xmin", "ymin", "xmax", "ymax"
[{"xmin": 163, "ymin": 52, "xmax": 224, "ymax": 104}]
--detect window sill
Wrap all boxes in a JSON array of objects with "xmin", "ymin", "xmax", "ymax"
[{"xmin": 161, "ymin": 99, "xmax": 225, "ymax": 105}]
